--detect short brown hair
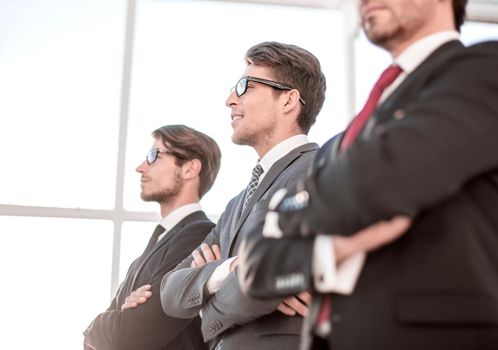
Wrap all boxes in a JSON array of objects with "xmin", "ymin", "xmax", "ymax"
[
  {"xmin": 245, "ymin": 42, "xmax": 326, "ymax": 134},
  {"xmin": 453, "ymin": 0, "xmax": 468, "ymax": 32},
  {"xmin": 152, "ymin": 125, "xmax": 221, "ymax": 198}
]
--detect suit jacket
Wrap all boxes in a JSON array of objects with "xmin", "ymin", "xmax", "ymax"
[
  {"xmin": 160, "ymin": 143, "xmax": 319, "ymax": 350},
  {"xmin": 239, "ymin": 41, "xmax": 498, "ymax": 350},
  {"xmin": 83, "ymin": 211, "xmax": 214, "ymax": 350}
]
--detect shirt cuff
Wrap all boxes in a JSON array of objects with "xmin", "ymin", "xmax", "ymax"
[
  {"xmin": 312, "ymin": 235, "xmax": 365, "ymax": 295},
  {"xmin": 206, "ymin": 257, "xmax": 237, "ymax": 295},
  {"xmin": 262, "ymin": 212, "xmax": 283, "ymax": 238}
]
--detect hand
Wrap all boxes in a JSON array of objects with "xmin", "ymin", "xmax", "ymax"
[
  {"xmin": 229, "ymin": 256, "xmax": 239, "ymax": 272},
  {"xmin": 333, "ymin": 216, "xmax": 412, "ymax": 262},
  {"xmin": 191, "ymin": 243, "xmax": 221, "ymax": 268},
  {"xmin": 277, "ymin": 291, "xmax": 311, "ymax": 317},
  {"xmin": 121, "ymin": 284, "xmax": 152, "ymax": 310}
]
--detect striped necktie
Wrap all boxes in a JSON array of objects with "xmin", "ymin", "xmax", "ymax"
[{"xmin": 243, "ymin": 163, "xmax": 264, "ymax": 209}]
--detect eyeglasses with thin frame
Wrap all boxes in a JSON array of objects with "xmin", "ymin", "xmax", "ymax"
[
  {"xmin": 146, "ymin": 148, "xmax": 185, "ymax": 165},
  {"xmin": 232, "ymin": 76, "xmax": 306, "ymax": 105}
]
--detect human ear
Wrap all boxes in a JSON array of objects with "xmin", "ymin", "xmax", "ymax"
[
  {"xmin": 182, "ymin": 159, "xmax": 202, "ymax": 179},
  {"xmin": 282, "ymin": 89, "xmax": 301, "ymax": 113}
]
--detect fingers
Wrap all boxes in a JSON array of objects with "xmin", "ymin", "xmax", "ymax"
[
  {"xmin": 277, "ymin": 296, "xmax": 309, "ymax": 317},
  {"xmin": 191, "ymin": 244, "xmax": 222, "ymax": 268},
  {"xmin": 212, "ymin": 244, "xmax": 221, "ymax": 260},
  {"xmin": 333, "ymin": 216, "xmax": 412, "ymax": 262},
  {"xmin": 121, "ymin": 300, "xmax": 138, "ymax": 310},
  {"xmin": 136, "ymin": 284, "xmax": 152, "ymax": 292},
  {"xmin": 200, "ymin": 243, "xmax": 215, "ymax": 262},
  {"xmin": 277, "ymin": 301, "xmax": 296, "ymax": 316},
  {"xmin": 191, "ymin": 249, "xmax": 206, "ymax": 267},
  {"xmin": 352, "ymin": 215, "xmax": 412, "ymax": 252},
  {"xmin": 201, "ymin": 243, "xmax": 221, "ymax": 262},
  {"xmin": 229, "ymin": 256, "xmax": 240, "ymax": 272},
  {"xmin": 296, "ymin": 291, "xmax": 312, "ymax": 306},
  {"xmin": 121, "ymin": 285, "xmax": 153, "ymax": 310}
]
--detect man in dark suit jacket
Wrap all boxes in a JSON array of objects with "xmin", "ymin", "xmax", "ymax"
[
  {"xmin": 159, "ymin": 42, "xmax": 327, "ymax": 350},
  {"xmin": 239, "ymin": 1, "xmax": 498, "ymax": 349},
  {"xmin": 83, "ymin": 125, "xmax": 221, "ymax": 350}
]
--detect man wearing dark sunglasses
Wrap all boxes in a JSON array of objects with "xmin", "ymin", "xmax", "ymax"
[
  {"xmin": 160, "ymin": 42, "xmax": 326, "ymax": 350},
  {"xmin": 84, "ymin": 124, "xmax": 221, "ymax": 350}
]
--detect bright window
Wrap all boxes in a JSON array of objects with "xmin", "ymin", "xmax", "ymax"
[
  {"xmin": 0, "ymin": 0, "xmax": 125, "ymax": 209},
  {"xmin": 0, "ymin": 216, "xmax": 113, "ymax": 349},
  {"xmin": 123, "ymin": 0, "xmax": 347, "ymax": 215}
]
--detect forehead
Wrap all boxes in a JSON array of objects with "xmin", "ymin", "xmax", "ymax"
[
  {"xmin": 152, "ymin": 137, "xmax": 165, "ymax": 149},
  {"xmin": 242, "ymin": 64, "xmax": 274, "ymax": 80}
]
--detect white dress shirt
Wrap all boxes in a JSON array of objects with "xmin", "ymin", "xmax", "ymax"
[{"xmin": 312, "ymin": 31, "xmax": 461, "ymax": 294}]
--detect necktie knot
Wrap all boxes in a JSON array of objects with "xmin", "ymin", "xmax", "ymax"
[
  {"xmin": 340, "ymin": 64, "xmax": 403, "ymax": 151},
  {"xmin": 151, "ymin": 224, "xmax": 166, "ymax": 241},
  {"xmin": 375, "ymin": 64, "xmax": 403, "ymax": 90},
  {"xmin": 143, "ymin": 224, "xmax": 166, "ymax": 254},
  {"xmin": 251, "ymin": 163, "xmax": 264, "ymax": 179}
]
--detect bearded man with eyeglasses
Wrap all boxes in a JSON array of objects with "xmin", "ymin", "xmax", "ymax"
[{"xmin": 83, "ymin": 124, "xmax": 221, "ymax": 350}]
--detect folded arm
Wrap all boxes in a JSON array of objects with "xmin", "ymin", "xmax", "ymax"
[
  {"xmin": 239, "ymin": 216, "xmax": 411, "ymax": 299},
  {"xmin": 275, "ymin": 45, "xmax": 498, "ymax": 236},
  {"xmin": 83, "ymin": 276, "xmax": 194, "ymax": 350}
]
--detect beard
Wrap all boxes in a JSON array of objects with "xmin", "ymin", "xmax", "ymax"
[
  {"xmin": 231, "ymin": 131, "xmax": 257, "ymax": 147},
  {"xmin": 231, "ymin": 123, "xmax": 274, "ymax": 148},
  {"xmin": 362, "ymin": 4, "xmax": 423, "ymax": 53},
  {"xmin": 140, "ymin": 171, "xmax": 183, "ymax": 203},
  {"xmin": 364, "ymin": 21, "xmax": 408, "ymax": 52},
  {"xmin": 363, "ymin": 16, "xmax": 400, "ymax": 46}
]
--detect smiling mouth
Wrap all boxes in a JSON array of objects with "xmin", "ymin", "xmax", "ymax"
[{"xmin": 231, "ymin": 115, "xmax": 242, "ymax": 121}]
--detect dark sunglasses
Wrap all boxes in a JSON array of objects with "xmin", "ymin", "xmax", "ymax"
[
  {"xmin": 146, "ymin": 148, "xmax": 185, "ymax": 165},
  {"xmin": 232, "ymin": 76, "xmax": 306, "ymax": 105}
]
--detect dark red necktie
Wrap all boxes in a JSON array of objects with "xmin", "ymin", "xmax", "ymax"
[
  {"xmin": 340, "ymin": 64, "xmax": 403, "ymax": 151},
  {"xmin": 315, "ymin": 64, "xmax": 402, "ymax": 337}
]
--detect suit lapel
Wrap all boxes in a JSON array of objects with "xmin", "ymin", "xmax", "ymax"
[
  {"xmin": 228, "ymin": 143, "xmax": 318, "ymax": 254},
  {"xmin": 227, "ymin": 190, "xmax": 245, "ymax": 249},
  {"xmin": 373, "ymin": 40, "xmax": 464, "ymax": 125},
  {"xmin": 128, "ymin": 211, "xmax": 206, "ymax": 289}
]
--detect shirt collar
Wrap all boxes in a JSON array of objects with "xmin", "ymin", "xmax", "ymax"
[
  {"xmin": 258, "ymin": 134, "xmax": 309, "ymax": 177},
  {"xmin": 159, "ymin": 203, "xmax": 201, "ymax": 232},
  {"xmin": 395, "ymin": 31, "xmax": 460, "ymax": 74}
]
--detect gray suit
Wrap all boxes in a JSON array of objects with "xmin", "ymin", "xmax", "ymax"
[{"xmin": 160, "ymin": 142, "xmax": 318, "ymax": 350}]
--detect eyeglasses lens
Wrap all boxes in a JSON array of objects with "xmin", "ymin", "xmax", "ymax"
[
  {"xmin": 236, "ymin": 77, "xmax": 248, "ymax": 97},
  {"xmin": 146, "ymin": 149, "xmax": 158, "ymax": 165}
]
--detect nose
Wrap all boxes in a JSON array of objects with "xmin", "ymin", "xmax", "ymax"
[
  {"xmin": 136, "ymin": 160, "xmax": 147, "ymax": 173},
  {"xmin": 225, "ymin": 89, "xmax": 238, "ymax": 107}
]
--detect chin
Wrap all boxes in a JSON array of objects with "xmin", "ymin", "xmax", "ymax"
[
  {"xmin": 140, "ymin": 192, "xmax": 154, "ymax": 202},
  {"xmin": 231, "ymin": 133, "xmax": 247, "ymax": 146},
  {"xmin": 365, "ymin": 26, "xmax": 397, "ymax": 48}
]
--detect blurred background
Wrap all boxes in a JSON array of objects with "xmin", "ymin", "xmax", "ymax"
[{"xmin": 1, "ymin": 0, "xmax": 497, "ymax": 348}]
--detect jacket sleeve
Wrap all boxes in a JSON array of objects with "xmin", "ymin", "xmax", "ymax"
[
  {"xmin": 237, "ymin": 233, "xmax": 315, "ymax": 300},
  {"xmin": 160, "ymin": 213, "xmax": 225, "ymax": 319},
  {"xmin": 199, "ymin": 268, "xmax": 287, "ymax": 341},
  {"xmin": 83, "ymin": 275, "xmax": 194, "ymax": 350},
  {"xmin": 199, "ymin": 199, "xmax": 315, "ymax": 340},
  {"xmin": 275, "ymin": 41, "xmax": 498, "ymax": 236}
]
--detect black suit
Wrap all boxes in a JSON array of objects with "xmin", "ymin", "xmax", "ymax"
[
  {"xmin": 239, "ymin": 41, "xmax": 498, "ymax": 349},
  {"xmin": 84, "ymin": 211, "xmax": 213, "ymax": 350}
]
